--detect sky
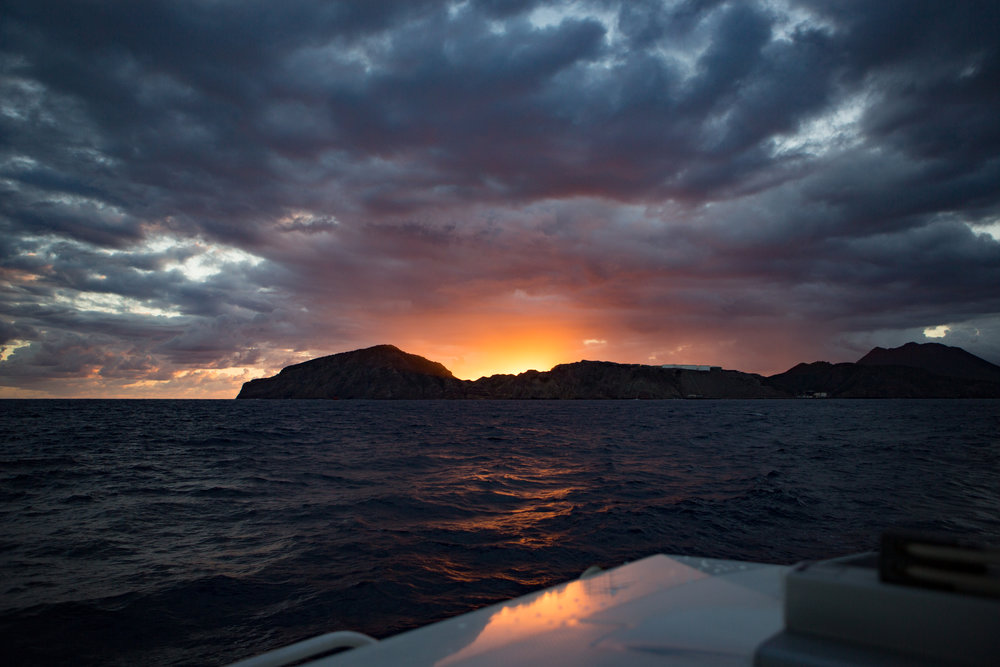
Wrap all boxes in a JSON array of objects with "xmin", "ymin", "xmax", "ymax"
[{"xmin": 2, "ymin": 0, "xmax": 1000, "ymax": 398}]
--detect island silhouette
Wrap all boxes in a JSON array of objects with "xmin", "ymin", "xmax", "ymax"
[{"xmin": 236, "ymin": 342, "xmax": 1000, "ymax": 399}]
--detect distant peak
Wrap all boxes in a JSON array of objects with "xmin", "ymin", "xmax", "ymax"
[
  {"xmin": 857, "ymin": 341, "xmax": 965, "ymax": 362},
  {"xmin": 857, "ymin": 341, "xmax": 1000, "ymax": 383},
  {"xmin": 365, "ymin": 344, "xmax": 403, "ymax": 352}
]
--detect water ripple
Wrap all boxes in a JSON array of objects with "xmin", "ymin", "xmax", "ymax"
[{"xmin": 1, "ymin": 398, "xmax": 998, "ymax": 666}]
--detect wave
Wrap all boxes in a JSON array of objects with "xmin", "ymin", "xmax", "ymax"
[{"xmin": 1, "ymin": 398, "xmax": 998, "ymax": 665}]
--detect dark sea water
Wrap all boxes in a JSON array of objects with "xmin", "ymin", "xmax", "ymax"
[{"xmin": 1, "ymin": 399, "xmax": 998, "ymax": 666}]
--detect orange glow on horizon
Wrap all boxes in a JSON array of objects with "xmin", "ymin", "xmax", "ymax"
[
  {"xmin": 411, "ymin": 324, "xmax": 585, "ymax": 380},
  {"xmin": 456, "ymin": 342, "xmax": 565, "ymax": 379}
]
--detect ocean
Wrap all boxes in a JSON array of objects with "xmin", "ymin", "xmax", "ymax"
[{"xmin": 1, "ymin": 399, "xmax": 998, "ymax": 666}]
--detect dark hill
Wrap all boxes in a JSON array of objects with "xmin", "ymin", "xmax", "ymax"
[
  {"xmin": 236, "ymin": 344, "xmax": 463, "ymax": 399},
  {"xmin": 468, "ymin": 361, "xmax": 783, "ymax": 399},
  {"xmin": 762, "ymin": 361, "xmax": 996, "ymax": 398},
  {"xmin": 237, "ymin": 342, "xmax": 1000, "ymax": 399},
  {"xmin": 764, "ymin": 343, "xmax": 1000, "ymax": 398},
  {"xmin": 237, "ymin": 347, "xmax": 783, "ymax": 399},
  {"xmin": 857, "ymin": 342, "xmax": 1000, "ymax": 383}
]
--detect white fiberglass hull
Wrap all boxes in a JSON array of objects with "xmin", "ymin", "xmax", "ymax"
[
  {"xmin": 232, "ymin": 554, "xmax": 788, "ymax": 667},
  {"xmin": 230, "ymin": 545, "xmax": 1000, "ymax": 666}
]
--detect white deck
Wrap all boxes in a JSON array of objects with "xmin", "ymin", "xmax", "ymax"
[{"xmin": 305, "ymin": 554, "xmax": 788, "ymax": 666}]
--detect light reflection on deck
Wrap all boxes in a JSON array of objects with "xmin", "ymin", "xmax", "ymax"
[{"xmin": 437, "ymin": 556, "xmax": 710, "ymax": 665}]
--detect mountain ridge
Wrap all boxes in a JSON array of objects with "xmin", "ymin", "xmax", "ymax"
[{"xmin": 236, "ymin": 342, "xmax": 1000, "ymax": 399}]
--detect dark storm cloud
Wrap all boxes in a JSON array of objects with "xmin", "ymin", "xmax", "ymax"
[
  {"xmin": 3, "ymin": 0, "xmax": 824, "ymax": 221},
  {"xmin": 2, "ymin": 0, "xmax": 1000, "ymax": 394},
  {"xmin": 2, "ymin": 1, "xmax": 996, "ymax": 212}
]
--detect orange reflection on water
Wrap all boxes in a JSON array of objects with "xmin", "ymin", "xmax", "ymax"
[
  {"xmin": 431, "ymin": 497, "xmax": 576, "ymax": 548},
  {"xmin": 420, "ymin": 467, "xmax": 584, "ymax": 550}
]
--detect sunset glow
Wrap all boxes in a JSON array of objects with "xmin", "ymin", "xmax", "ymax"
[
  {"xmin": 2, "ymin": 1, "xmax": 999, "ymax": 397},
  {"xmin": 439, "ymin": 328, "xmax": 583, "ymax": 380}
]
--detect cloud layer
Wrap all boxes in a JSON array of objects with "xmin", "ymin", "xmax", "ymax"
[{"xmin": 3, "ymin": 0, "xmax": 1000, "ymax": 396}]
